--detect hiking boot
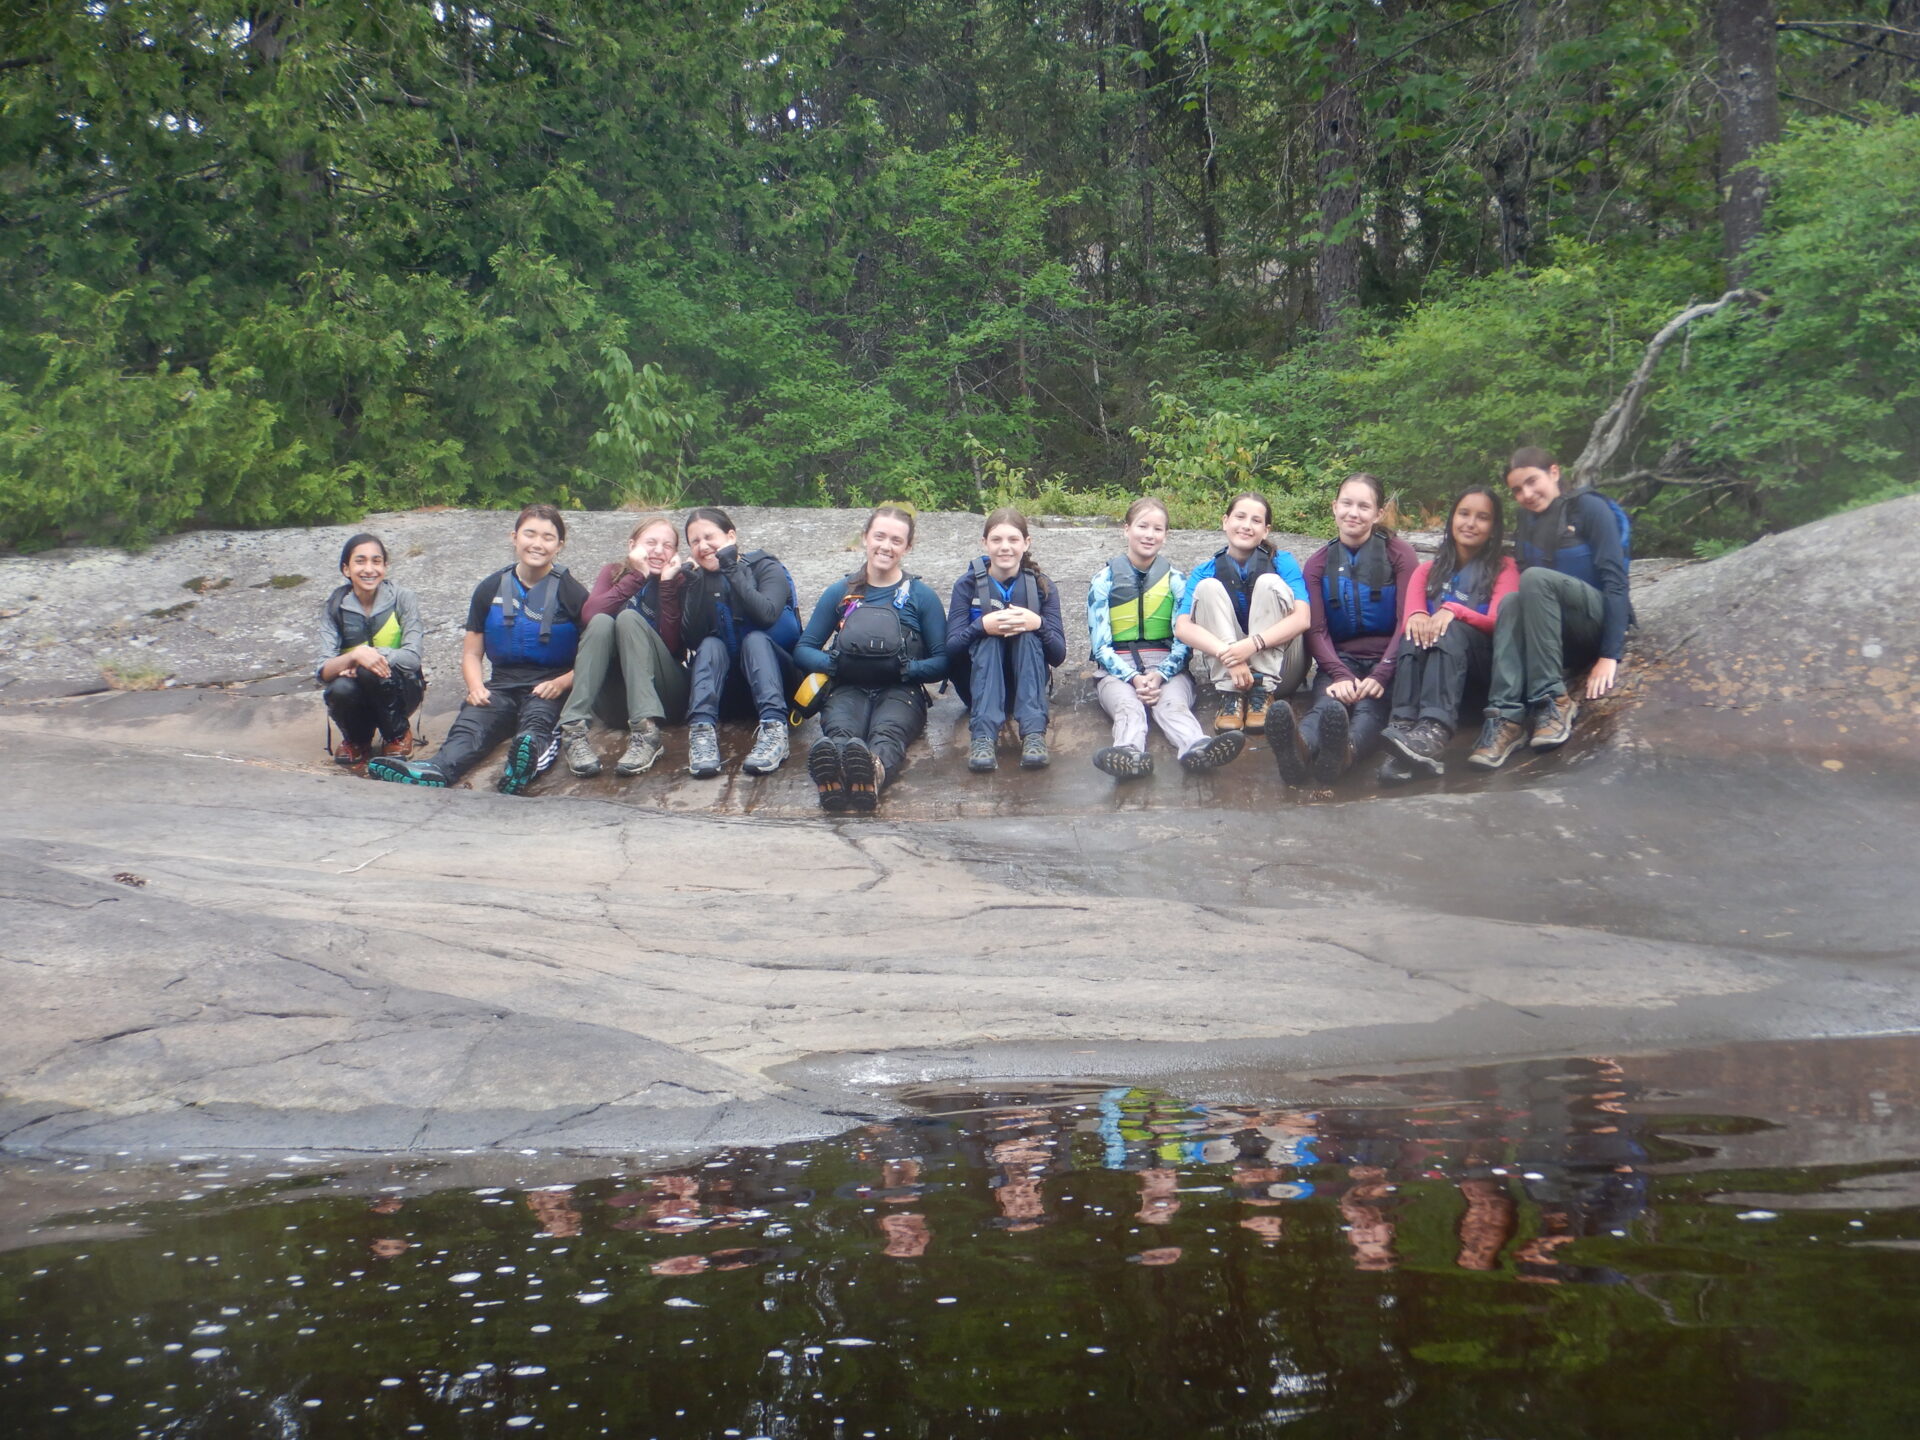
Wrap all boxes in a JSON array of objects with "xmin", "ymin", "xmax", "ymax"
[
  {"xmin": 1385, "ymin": 718, "xmax": 1448, "ymax": 777},
  {"xmin": 1020, "ymin": 732, "xmax": 1050, "ymax": 770},
  {"xmin": 686, "ymin": 722, "xmax": 723, "ymax": 778},
  {"xmin": 560, "ymin": 720, "xmax": 601, "ymax": 777},
  {"xmin": 1181, "ymin": 730, "xmax": 1246, "ymax": 772},
  {"xmin": 334, "ymin": 738, "xmax": 371, "ymax": 767},
  {"xmin": 1530, "ymin": 693, "xmax": 1580, "ymax": 749},
  {"xmin": 1244, "ymin": 684, "xmax": 1272, "ymax": 733},
  {"xmin": 1214, "ymin": 693, "xmax": 1245, "ymax": 732},
  {"xmin": 1467, "ymin": 714, "xmax": 1528, "ymax": 770},
  {"xmin": 742, "ymin": 719, "xmax": 790, "ymax": 775},
  {"xmin": 1311, "ymin": 704, "xmax": 1351, "ymax": 785},
  {"xmin": 808, "ymin": 737, "xmax": 847, "ymax": 811},
  {"xmin": 498, "ymin": 730, "xmax": 543, "ymax": 795},
  {"xmin": 1267, "ymin": 700, "xmax": 1311, "ymax": 787},
  {"xmin": 968, "ymin": 733, "xmax": 998, "ymax": 773},
  {"xmin": 368, "ymin": 757, "xmax": 447, "ymax": 787},
  {"xmin": 616, "ymin": 720, "xmax": 664, "ymax": 776},
  {"xmin": 841, "ymin": 738, "xmax": 880, "ymax": 812},
  {"xmin": 1093, "ymin": 745, "xmax": 1153, "ymax": 781},
  {"xmin": 378, "ymin": 729, "xmax": 414, "ymax": 760},
  {"xmin": 1377, "ymin": 752, "xmax": 1417, "ymax": 784}
]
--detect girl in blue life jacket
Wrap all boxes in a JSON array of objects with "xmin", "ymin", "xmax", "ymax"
[
  {"xmin": 369, "ymin": 503, "xmax": 588, "ymax": 795},
  {"xmin": 1171, "ymin": 491, "xmax": 1312, "ymax": 735},
  {"xmin": 794, "ymin": 505, "xmax": 950, "ymax": 813},
  {"xmin": 945, "ymin": 507, "xmax": 1067, "ymax": 773},
  {"xmin": 1271, "ymin": 473, "xmax": 1420, "ymax": 788},
  {"xmin": 1086, "ymin": 497, "xmax": 1245, "ymax": 781},
  {"xmin": 678, "ymin": 507, "xmax": 804, "ymax": 780},
  {"xmin": 315, "ymin": 533, "xmax": 426, "ymax": 768}
]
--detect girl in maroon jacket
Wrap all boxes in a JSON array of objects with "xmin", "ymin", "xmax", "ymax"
[
  {"xmin": 1270, "ymin": 473, "xmax": 1420, "ymax": 788},
  {"xmin": 555, "ymin": 515, "xmax": 690, "ymax": 778},
  {"xmin": 1379, "ymin": 485, "xmax": 1519, "ymax": 782}
]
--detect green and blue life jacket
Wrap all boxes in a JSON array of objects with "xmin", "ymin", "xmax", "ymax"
[
  {"xmin": 1106, "ymin": 554, "xmax": 1175, "ymax": 643},
  {"xmin": 485, "ymin": 566, "xmax": 579, "ymax": 671},
  {"xmin": 1320, "ymin": 533, "xmax": 1399, "ymax": 643}
]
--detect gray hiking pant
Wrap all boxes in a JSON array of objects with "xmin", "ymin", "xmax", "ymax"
[
  {"xmin": 1487, "ymin": 568, "xmax": 1605, "ymax": 723},
  {"xmin": 560, "ymin": 610, "xmax": 688, "ymax": 730}
]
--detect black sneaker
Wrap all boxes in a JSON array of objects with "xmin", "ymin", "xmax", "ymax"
[
  {"xmin": 1385, "ymin": 718, "xmax": 1448, "ymax": 777},
  {"xmin": 1180, "ymin": 730, "xmax": 1246, "ymax": 771},
  {"xmin": 968, "ymin": 733, "xmax": 997, "ymax": 773},
  {"xmin": 1377, "ymin": 752, "xmax": 1417, "ymax": 784},
  {"xmin": 1267, "ymin": 700, "xmax": 1311, "ymax": 787},
  {"xmin": 367, "ymin": 757, "xmax": 447, "ymax": 787},
  {"xmin": 1093, "ymin": 745, "xmax": 1154, "ymax": 780},
  {"xmin": 498, "ymin": 731, "xmax": 543, "ymax": 796},
  {"xmin": 841, "ymin": 738, "xmax": 880, "ymax": 812},
  {"xmin": 1020, "ymin": 732, "xmax": 1050, "ymax": 769},
  {"xmin": 808, "ymin": 737, "xmax": 847, "ymax": 812},
  {"xmin": 1311, "ymin": 704, "xmax": 1351, "ymax": 785}
]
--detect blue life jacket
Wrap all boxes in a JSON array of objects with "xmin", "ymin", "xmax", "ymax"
[
  {"xmin": 485, "ymin": 567, "xmax": 579, "ymax": 671},
  {"xmin": 1517, "ymin": 491, "xmax": 1632, "ymax": 590},
  {"xmin": 1320, "ymin": 533, "xmax": 1398, "ymax": 644}
]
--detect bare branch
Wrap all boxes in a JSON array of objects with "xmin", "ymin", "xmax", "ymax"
[
  {"xmin": 0, "ymin": 53, "xmax": 53, "ymax": 73},
  {"xmin": 1778, "ymin": 20, "xmax": 1920, "ymax": 41},
  {"xmin": 1778, "ymin": 24, "xmax": 1920, "ymax": 65},
  {"xmin": 1570, "ymin": 289, "xmax": 1766, "ymax": 490}
]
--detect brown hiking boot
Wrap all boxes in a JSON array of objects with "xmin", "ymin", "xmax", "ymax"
[
  {"xmin": 334, "ymin": 738, "xmax": 371, "ymax": 767},
  {"xmin": 1529, "ymin": 693, "xmax": 1580, "ymax": 749},
  {"xmin": 1214, "ymin": 693, "xmax": 1245, "ymax": 732},
  {"xmin": 1467, "ymin": 715, "xmax": 1528, "ymax": 770},
  {"xmin": 1243, "ymin": 684, "xmax": 1271, "ymax": 733},
  {"xmin": 379, "ymin": 729, "xmax": 414, "ymax": 760}
]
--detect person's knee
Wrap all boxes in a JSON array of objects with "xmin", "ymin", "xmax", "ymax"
[
  {"xmin": 1516, "ymin": 566, "xmax": 1560, "ymax": 600},
  {"xmin": 1251, "ymin": 572, "xmax": 1295, "ymax": 607},
  {"xmin": 583, "ymin": 611, "xmax": 615, "ymax": 638},
  {"xmin": 324, "ymin": 677, "xmax": 360, "ymax": 704}
]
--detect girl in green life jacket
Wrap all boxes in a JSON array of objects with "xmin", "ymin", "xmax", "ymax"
[
  {"xmin": 316, "ymin": 533, "xmax": 425, "ymax": 768},
  {"xmin": 1085, "ymin": 497, "xmax": 1244, "ymax": 780}
]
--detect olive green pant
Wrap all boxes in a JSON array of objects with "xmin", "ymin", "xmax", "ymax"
[
  {"xmin": 1487, "ymin": 567, "xmax": 1605, "ymax": 723},
  {"xmin": 560, "ymin": 610, "xmax": 689, "ymax": 729}
]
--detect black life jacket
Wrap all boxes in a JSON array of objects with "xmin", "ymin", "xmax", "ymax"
[
  {"xmin": 967, "ymin": 556, "xmax": 1042, "ymax": 620},
  {"xmin": 1320, "ymin": 533, "xmax": 1398, "ymax": 644},
  {"xmin": 1211, "ymin": 544, "xmax": 1277, "ymax": 622},
  {"xmin": 831, "ymin": 574, "xmax": 923, "ymax": 688}
]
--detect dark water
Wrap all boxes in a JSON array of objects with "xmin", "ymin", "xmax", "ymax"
[{"xmin": 6, "ymin": 1037, "xmax": 1920, "ymax": 1438}]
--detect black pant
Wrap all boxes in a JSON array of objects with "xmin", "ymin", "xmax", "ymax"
[
  {"xmin": 324, "ymin": 668, "xmax": 423, "ymax": 746},
  {"xmin": 687, "ymin": 632, "xmax": 795, "ymax": 726},
  {"xmin": 1388, "ymin": 622, "xmax": 1492, "ymax": 731},
  {"xmin": 821, "ymin": 682, "xmax": 926, "ymax": 784},
  {"xmin": 433, "ymin": 683, "xmax": 562, "ymax": 783},
  {"xmin": 1299, "ymin": 651, "xmax": 1390, "ymax": 765}
]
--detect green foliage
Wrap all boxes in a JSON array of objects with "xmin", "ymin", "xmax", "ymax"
[{"xmin": 1128, "ymin": 391, "xmax": 1349, "ymax": 532}]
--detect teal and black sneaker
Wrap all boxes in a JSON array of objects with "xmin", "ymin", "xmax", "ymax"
[
  {"xmin": 367, "ymin": 757, "xmax": 448, "ymax": 787},
  {"xmin": 498, "ymin": 731, "xmax": 544, "ymax": 796}
]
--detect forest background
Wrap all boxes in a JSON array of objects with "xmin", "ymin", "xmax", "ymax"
[{"xmin": 2, "ymin": 1, "xmax": 1916, "ymax": 554}]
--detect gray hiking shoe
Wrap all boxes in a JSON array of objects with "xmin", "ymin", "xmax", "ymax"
[
  {"xmin": 742, "ymin": 719, "xmax": 790, "ymax": 775},
  {"xmin": 687, "ymin": 721, "xmax": 723, "ymax": 778},
  {"xmin": 560, "ymin": 720, "xmax": 600, "ymax": 777},
  {"xmin": 615, "ymin": 719, "xmax": 664, "ymax": 776},
  {"xmin": 968, "ymin": 733, "xmax": 998, "ymax": 773},
  {"xmin": 1020, "ymin": 732, "xmax": 1050, "ymax": 769}
]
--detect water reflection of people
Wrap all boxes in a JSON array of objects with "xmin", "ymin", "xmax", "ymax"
[
  {"xmin": 880, "ymin": 1213, "xmax": 931, "ymax": 1259},
  {"xmin": 526, "ymin": 1188, "xmax": 582, "ymax": 1238},
  {"xmin": 1339, "ymin": 1166, "xmax": 1397, "ymax": 1272},
  {"xmin": 1135, "ymin": 1168, "xmax": 1182, "ymax": 1226},
  {"xmin": 366, "ymin": 1195, "xmax": 410, "ymax": 1258},
  {"xmin": 1455, "ymin": 1177, "xmax": 1516, "ymax": 1271}
]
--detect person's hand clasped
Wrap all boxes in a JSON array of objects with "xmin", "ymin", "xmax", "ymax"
[
  {"xmin": 1217, "ymin": 636, "xmax": 1259, "ymax": 671},
  {"xmin": 1404, "ymin": 610, "xmax": 1452, "ymax": 649},
  {"xmin": 1132, "ymin": 671, "xmax": 1163, "ymax": 707}
]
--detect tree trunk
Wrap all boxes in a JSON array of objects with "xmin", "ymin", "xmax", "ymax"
[
  {"xmin": 1714, "ymin": 0, "xmax": 1779, "ymax": 277},
  {"xmin": 1311, "ymin": 24, "xmax": 1363, "ymax": 335}
]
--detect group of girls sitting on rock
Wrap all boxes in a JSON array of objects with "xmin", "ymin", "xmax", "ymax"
[{"xmin": 315, "ymin": 445, "xmax": 1629, "ymax": 808}]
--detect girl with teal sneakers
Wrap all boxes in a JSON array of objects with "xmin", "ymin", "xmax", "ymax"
[
  {"xmin": 370, "ymin": 504, "xmax": 587, "ymax": 794},
  {"xmin": 1086, "ymin": 497, "xmax": 1244, "ymax": 780}
]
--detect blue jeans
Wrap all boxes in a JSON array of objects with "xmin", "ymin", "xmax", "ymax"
[
  {"xmin": 688, "ymin": 630, "xmax": 791, "ymax": 726},
  {"xmin": 965, "ymin": 632, "xmax": 1051, "ymax": 740}
]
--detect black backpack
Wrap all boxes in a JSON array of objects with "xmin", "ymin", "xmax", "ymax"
[{"xmin": 831, "ymin": 577, "xmax": 920, "ymax": 688}]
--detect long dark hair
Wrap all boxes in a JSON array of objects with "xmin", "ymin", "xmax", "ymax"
[
  {"xmin": 1426, "ymin": 485, "xmax": 1505, "ymax": 607},
  {"xmin": 982, "ymin": 506, "xmax": 1051, "ymax": 600}
]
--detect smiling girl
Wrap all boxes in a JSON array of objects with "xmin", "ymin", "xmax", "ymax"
[
  {"xmin": 555, "ymin": 515, "xmax": 691, "ymax": 779},
  {"xmin": 1377, "ymin": 485, "xmax": 1518, "ymax": 781},
  {"xmin": 794, "ymin": 505, "xmax": 950, "ymax": 812},
  {"xmin": 316, "ymin": 533, "xmax": 425, "ymax": 768},
  {"xmin": 1172, "ymin": 492, "xmax": 1312, "ymax": 734},
  {"xmin": 945, "ymin": 507, "xmax": 1067, "ymax": 772},
  {"xmin": 370, "ymin": 503, "xmax": 588, "ymax": 794},
  {"xmin": 1086, "ymin": 497, "xmax": 1244, "ymax": 780},
  {"xmin": 1272, "ymin": 474, "xmax": 1419, "ymax": 788}
]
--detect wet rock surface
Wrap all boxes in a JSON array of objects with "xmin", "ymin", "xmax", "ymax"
[{"xmin": 1, "ymin": 498, "xmax": 1916, "ymax": 1156}]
